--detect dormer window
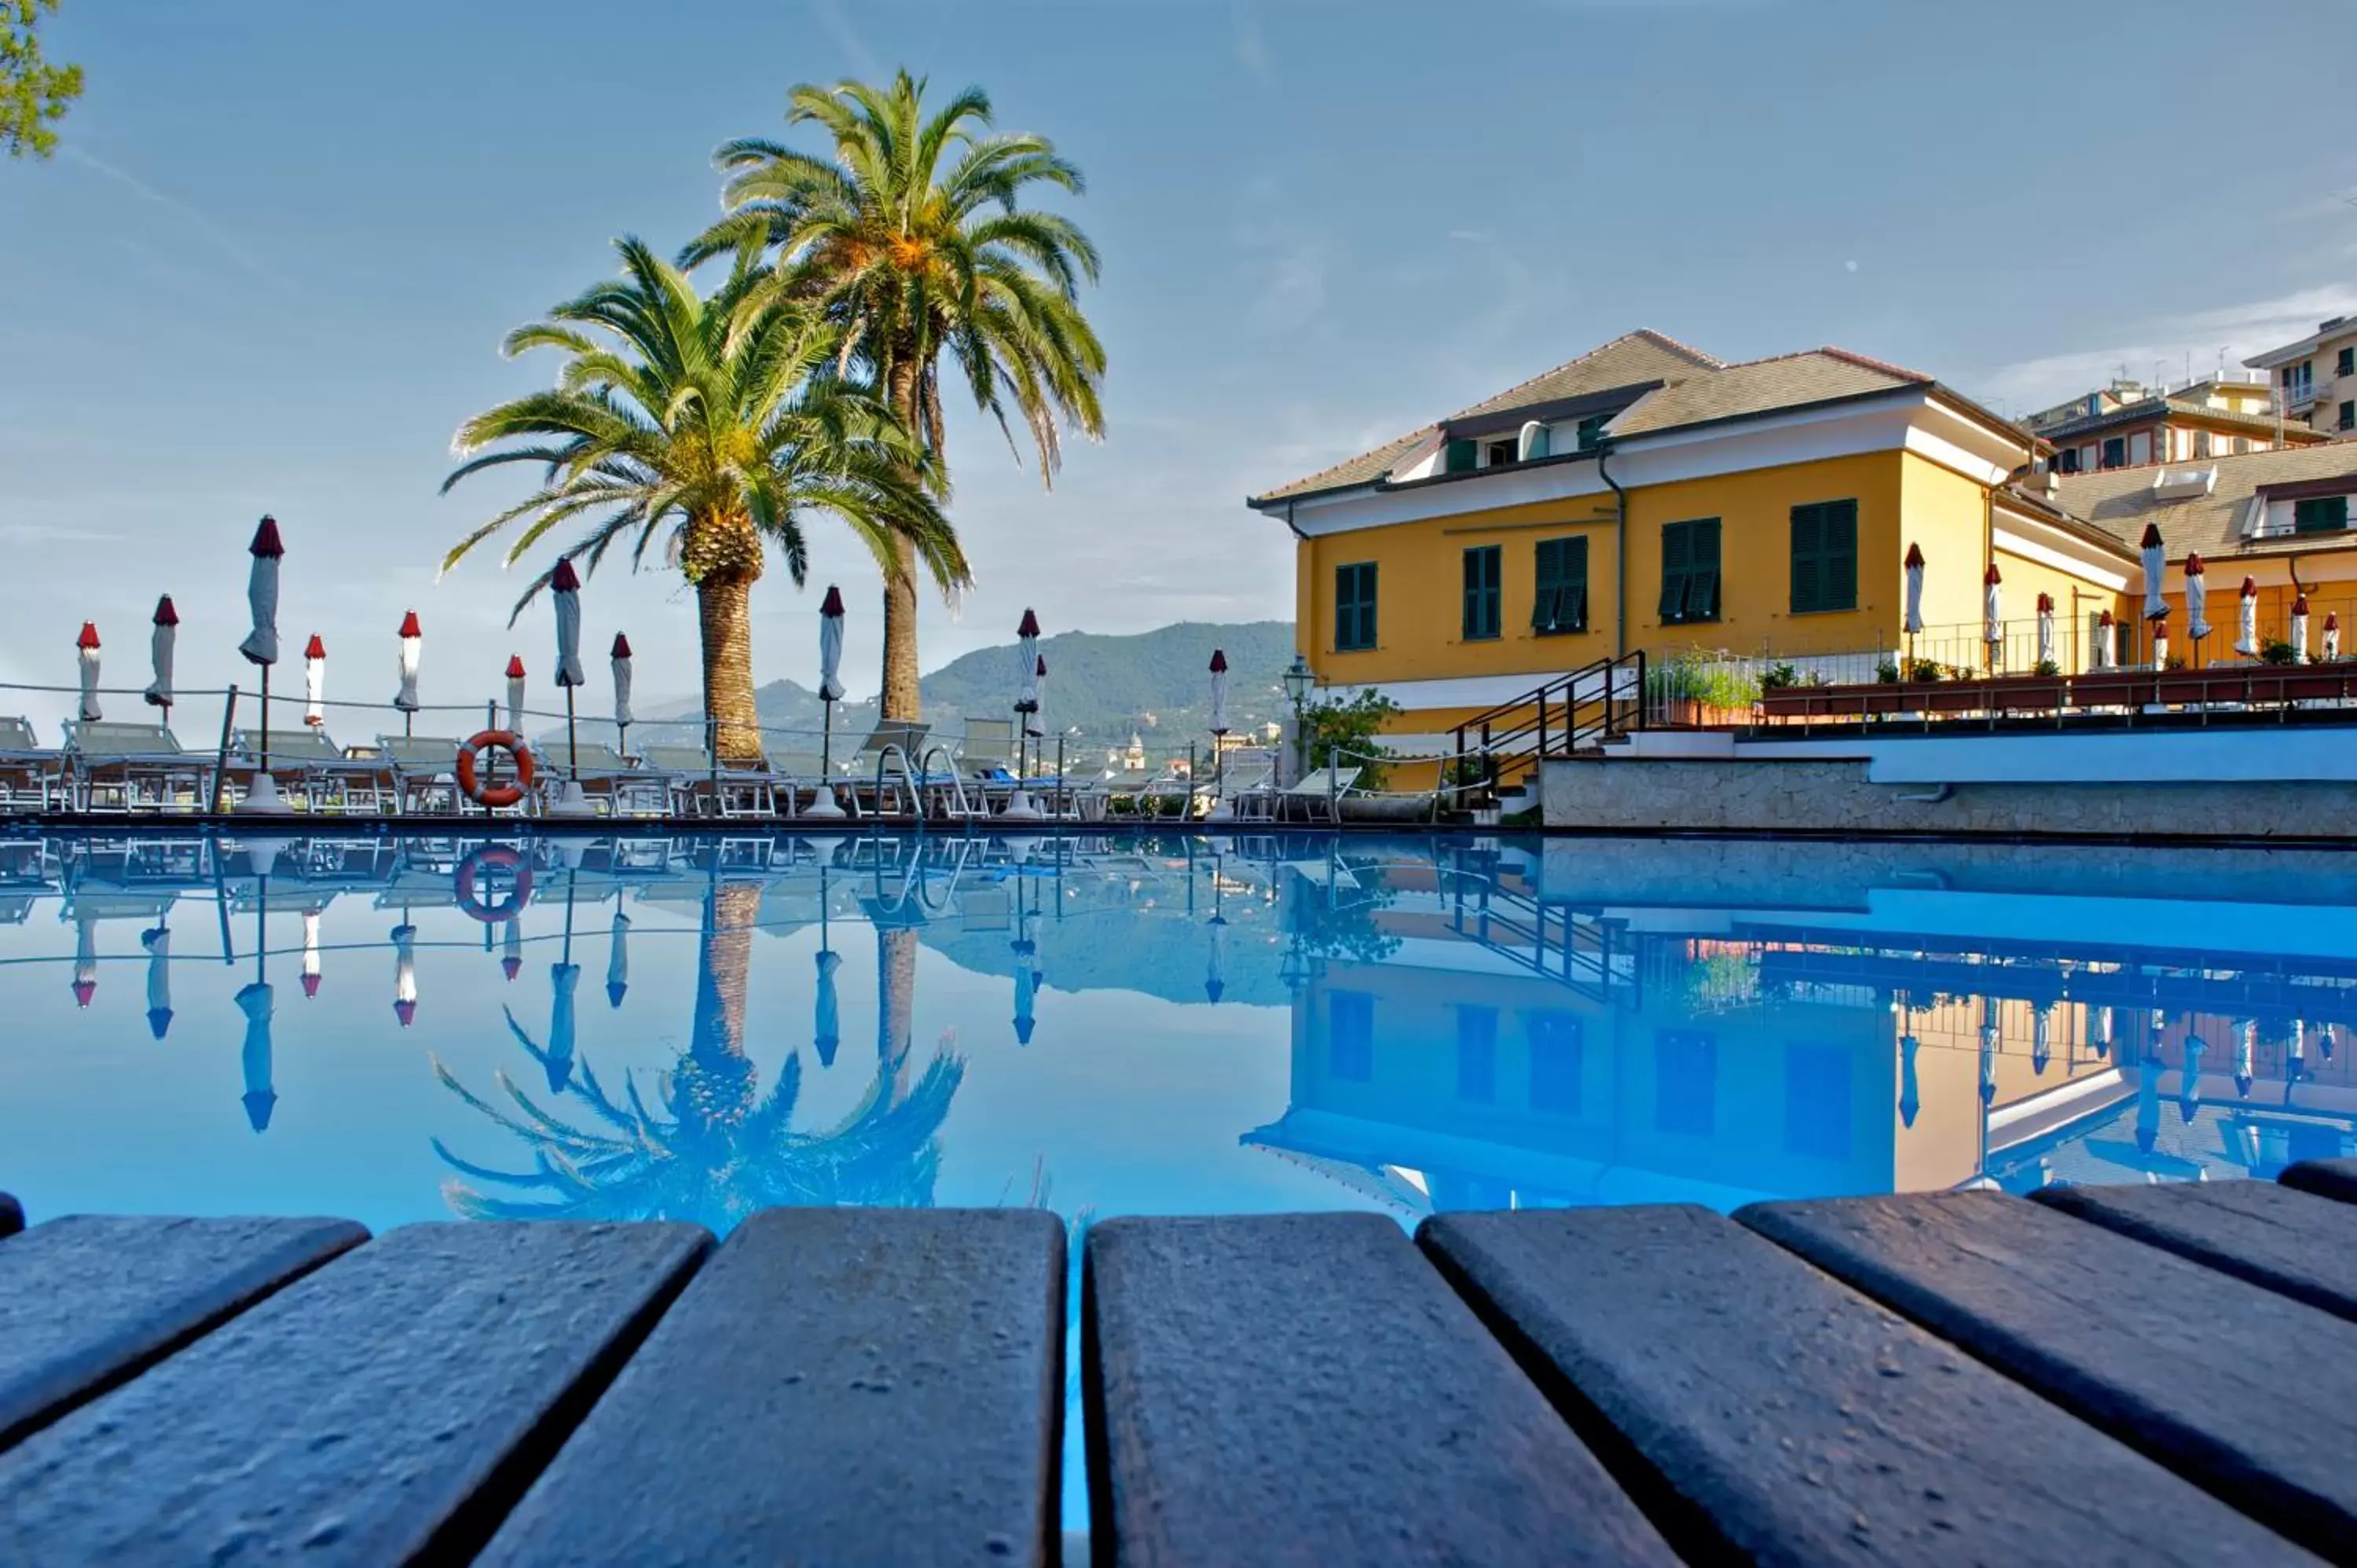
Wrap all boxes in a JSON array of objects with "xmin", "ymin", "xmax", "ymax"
[{"xmin": 1483, "ymin": 438, "xmax": 1517, "ymax": 467}]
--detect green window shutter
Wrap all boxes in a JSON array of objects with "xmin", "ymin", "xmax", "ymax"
[
  {"xmin": 1533, "ymin": 537, "xmax": 1587, "ymax": 632},
  {"xmin": 2295, "ymin": 496, "xmax": 2350, "ymax": 534},
  {"xmin": 1531, "ymin": 539, "xmax": 1561, "ymax": 631},
  {"xmin": 1689, "ymin": 518, "xmax": 1722, "ymax": 621},
  {"xmin": 1659, "ymin": 522, "xmax": 1691, "ymax": 621},
  {"xmin": 2340, "ymin": 347, "xmax": 2355, "ymax": 378},
  {"xmin": 1824, "ymin": 500, "xmax": 1857, "ymax": 611},
  {"xmin": 1463, "ymin": 546, "xmax": 1501, "ymax": 639},
  {"xmin": 1574, "ymin": 415, "xmax": 1606, "ymax": 452},
  {"xmin": 1443, "ymin": 438, "xmax": 1476, "ymax": 474},
  {"xmin": 1335, "ymin": 563, "xmax": 1378, "ymax": 650},
  {"xmin": 1790, "ymin": 504, "xmax": 1824, "ymax": 614}
]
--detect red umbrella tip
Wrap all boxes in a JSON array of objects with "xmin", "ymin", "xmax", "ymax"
[
  {"xmin": 1984, "ymin": 563, "xmax": 2001, "ymax": 585},
  {"xmin": 2098, "ymin": 609, "xmax": 2115, "ymax": 626},
  {"xmin": 2242, "ymin": 577, "xmax": 2259, "ymax": 597},
  {"xmin": 505, "ymin": 654, "xmax": 526, "ymax": 678},
  {"xmin": 71, "ymin": 980, "xmax": 94, "ymax": 1008},
  {"xmin": 550, "ymin": 558, "xmax": 581, "ymax": 593},
  {"xmin": 152, "ymin": 595, "xmax": 179, "ymax": 627},
  {"xmin": 2296, "ymin": 594, "xmax": 2312, "ymax": 614},
  {"xmin": 2036, "ymin": 592, "xmax": 2054, "ymax": 612},
  {"xmin": 301, "ymin": 973, "xmax": 321, "ymax": 999},
  {"xmin": 1017, "ymin": 609, "xmax": 1040, "ymax": 638},
  {"xmin": 1904, "ymin": 542, "xmax": 1925, "ymax": 568},
  {"xmin": 2330, "ymin": 613, "xmax": 2343, "ymax": 632},
  {"xmin": 75, "ymin": 621, "xmax": 99, "ymax": 650},
  {"xmin": 304, "ymin": 633, "xmax": 325, "ymax": 660},
  {"xmin": 394, "ymin": 998, "xmax": 416, "ymax": 1028},
  {"xmin": 610, "ymin": 632, "xmax": 632, "ymax": 659},
  {"xmin": 500, "ymin": 956, "xmax": 521, "ymax": 981},
  {"xmin": 249, "ymin": 516, "xmax": 284, "ymax": 557},
  {"xmin": 819, "ymin": 584, "xmax": 845, "ymax": 617},
  {"xmin": 398, "ymin": 610, "xmax": 422, "ymax": 638},
  {"xmin": 2139, "ymin": 522, "xmax": 2164, "ymax": 549},
  {"xmin": 2184, "ymin": 553, "xmax": 2205, "ymax": 575},
  {"xmin": 1209, "ymin": 649, "xmax": 1229, "ymax": 672}
]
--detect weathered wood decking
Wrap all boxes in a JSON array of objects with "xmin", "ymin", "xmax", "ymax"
[{"xmin": 5, "ymin": 1167, "xmax": 2357, "ymax": 1564}]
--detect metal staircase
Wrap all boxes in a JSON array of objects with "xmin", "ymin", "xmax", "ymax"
[{"xmin": 1449, "ymin": 651, "xmax": 1648, "ymax": 794}]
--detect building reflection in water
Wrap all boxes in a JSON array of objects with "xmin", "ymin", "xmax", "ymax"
[{"xmin": 1242, "ymin": 837, "xmax": 2357, "ymax": 1217}]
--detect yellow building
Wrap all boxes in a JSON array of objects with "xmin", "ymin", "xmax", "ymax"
[{"xmin": 1247, "ymin": 330, "xmax": 2136, "ymax": 753}]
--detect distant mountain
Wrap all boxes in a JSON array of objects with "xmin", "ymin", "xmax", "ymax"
[{"xmin": 625, "ymin": 621, "xmax": 1296, "ymax": 761}]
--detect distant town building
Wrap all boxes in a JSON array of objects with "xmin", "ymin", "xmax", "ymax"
[
  {"xmin": 2244, "ymin": 315, "xmax": 2357, "ymax": 438},
  {"xmin": 2024, "ymin": 373, "xmax": 2324, "ymax": 474}
]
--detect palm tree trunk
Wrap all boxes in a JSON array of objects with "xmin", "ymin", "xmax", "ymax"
[
  {"xmin": 697, "ymin": 573, "xmax": 763, "ymax": 764},
  {"xmin": 684, "ymin": 877, "xmax": 761, "ymax": 1126},
  {"xmin": 881, "ymin": 356, "xmax": 926, "ymax": 721},
  {"xmin": 877, "ymin": 925, "xmax": 916, "ymax": 1096}
]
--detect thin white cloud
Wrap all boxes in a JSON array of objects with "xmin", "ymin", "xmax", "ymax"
[
  {"xmin": 1973, "ymin": 284, "xmax": 2357, "ymax": 409},
  {"xmin": 60, "ymin": 146, "xmax": 301, "ymax": 298},
  {"xmin": 808, "ymin": 0, "xmax": 883, "ymax": 81},
  {"xmin": 1232, "ymin": 0, "xmax": 1270, "ymax": 84}
]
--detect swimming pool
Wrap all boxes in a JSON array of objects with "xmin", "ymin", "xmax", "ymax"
[{"xmin": 5, "ymin": 826, "xmax": 2353, "ymax": 1526}]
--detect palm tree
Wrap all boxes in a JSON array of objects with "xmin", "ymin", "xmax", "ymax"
[
  {"xmin": 691, "ymin": 71, "xmax": 1106, "ymax": 719},
  {"xmin": 432, "ymin": 877, "xmax": 966, "ymax": 1229},
  {"xmin": 440, "ymin": 236, "xmax": 967, "ymax": 760}
]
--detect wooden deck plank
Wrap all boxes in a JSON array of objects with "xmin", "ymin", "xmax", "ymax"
[
  {"xmin": 0, "ymin": 1221, "xmax": 708, "ymax": 1566},
  {"xmin": 2036, "ymin": 1181, "xmax": 2357, "ymax": 1323},
  {"xmin": 1741, "ymin": 1191, "xmax": 2357, "ymax": 1559},
  {"xmin": 478, "ymin": 1208, "xmax": 1065, "ymax": 1568},
  {"xmin": 0, "ymin": 1214, "xmax": 365, "ymax": 1451},
  {"xmin": 1420, "ymin": 1204, "xmax": 2308, "ymax": 1566},
  {"xmin": 1083, "ymin": 1212, "xmax": 1675, "ymax": 1567},
  {"xmin": 2280, "ymin": 1158, "xmax": 2357, "ymax": 1205},
  {"xmin": 0, "ymin": 1192, "xmax": 21, "ymax": 1238}
]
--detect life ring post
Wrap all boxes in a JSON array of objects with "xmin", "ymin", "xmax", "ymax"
[{"xmin": 457, "ymin": 730, "xmax": 537, "ymax": 812}]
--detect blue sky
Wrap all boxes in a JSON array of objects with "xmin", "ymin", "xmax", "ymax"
[{"xmin": 2, "ymin": 0, "xmax": 2353, "ymax": 725}]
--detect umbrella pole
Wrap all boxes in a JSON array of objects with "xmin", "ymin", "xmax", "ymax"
[
  {"xmin": 821, "ymin": 699, "xmax": 831, "ymax": 779},
  {"xmin": 258, "ymin": 665, "xmax": 271, "ymax": 779},
  {"xmin": 566, "ymin": 686, "xmax": 579, "ymax": 781}
]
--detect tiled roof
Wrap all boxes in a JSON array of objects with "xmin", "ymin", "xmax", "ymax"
[
  {"xmin": 1608, "ymin": 349, "xmax": 1923, "ymax": 436},
  {"xmin": 1445, "ymin": 329, "xmax": 1722, "ymax": 422},
  {"xmin": 2035, "ymin": 395, "xmax": 2326, "ymax": 444},
  {"xmin": 1249, "ymin": 333, "xmax": 1996, "ymax": 504},
  {"xmin": 2052, "ymin": 444, "xmax": 2357, "ymax": 562}
]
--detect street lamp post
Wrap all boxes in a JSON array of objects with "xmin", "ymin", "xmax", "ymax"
[{"xmin": 1281, "ymin": 654, "xmax": 1314, "ymax": 784}]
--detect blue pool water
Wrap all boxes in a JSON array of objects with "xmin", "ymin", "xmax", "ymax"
[{"xmin": 5, "ymin": 826, "xmax": 2354, "ymax": 1526}]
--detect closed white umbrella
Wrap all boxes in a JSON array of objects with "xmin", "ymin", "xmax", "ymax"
[
  {"xmin": 552, "ymin": 559, "xmax": 585, "ymax": 690},
  {"xmin": 145, "ymin": 596, "xmax": 178, "ymax": 713},
  {"xmin": 236, "ymin": 979, "xmax": 277, "ymax": 1132},
  {"xmin": 302, "ymin": 635, "xmax": 327, "ymax": 727},
  {"xmin": 1902, "ymin": 542, "xmax": 1925, "ymax": 635},
  {"xmin": 390, "ymin": 921, "xmax": 418, "ymax": 1028},
  {"xmin": 1204, "ymin": 910, "xmax": 1228, "ymax": 1003},
  {"xmin": 1207, "ymin": 648, "xmax": 1233, "ymax": 820},
  {"xmin": 501, "ymin": 914, "xmax": 522, "ymax": 982},
  {"xmin": 2151, "ymin": 614, "xmax": 2169, "ymax": 670},
  {"xmin": 300, "ymin": 907, "xmax": 322, "ymax": 998},
  {"xmin": 75, "ymin": 621, "xmax": 101, "ymax": 724},
  {"xmin": 2092, "ymin": 610, "xmax": 2116, "ymax": 670},
  {"xmin": 1897, "ymin": 1028, "xmax": 1921, "ymax": 1127},
  {"xmin": 605, "ymin": 909, "xmax": 630, "ymax": 1008},
  {"xmin": 141, "ymin": 923, "xmax": 173, "ymax": 1039},
  {"xmin": 2032, "ymin": 1002, "xmax": 2052, "ymax": 1075},
  {"xmin": 394, "ymin": 610, "xmax": 423, "ymax": 716},
  {"xmin": 1004, "ymin": 609, "xmax": 1044, "ymax": 819},
  {"xmin": 813, "ymin": 947, "xmax": 842, "ymax": 1067},
  {"xmin": 2234, "ymin": 1017, "xmax": 2256, "ymax": 1097},
  {"xmin": 71, "ymin": 908, "xmax": 96, "ymax": 1006},
  {"xmin": 1981, "ymin": 563, "xmax": 2003, "ymax": 657},
  {"xmin": 544, "ymin": 960, "xmax": 580, "ymax": 1092},
  {"xmin": 808, "ymin": 586, "xmax": 848, "ymax": 818},
  {"xmin": 1208, "ymin": 649, "xmax": 1231, "ymax": 735},
  {"xmin": 2179, "ymin": 1034, "xmax": 2205, "ymax": 1123},
  {"xmin": 1978, "ymin": 998, "xmax": 2000, "ymax": 1106},
  {"xmin": 610, "ymin": 633, "xmax": 634, "ymax": 732},
  {"xmin": 2139, "ymin": 523, "xmax": 2167, "ymax": 623},
  {"xmin": 2183, "ymin": 555, "xmax": 2209, "ymax": 648},
  {"xmin": 236, "ymin": 517, "xmax": 291, "ymax": 815},
  {"xmin": 2236, "ymin": 577, "xmax": 2260, "ymax": 658},
  {"xmin": 2035, "ymin": 594, "xmax": 2055, "ymax": 669},
  {"xmin": 2291, "ymin": 594, "xmax": 2311, "ymax": 664},
  {"xmin": 2094, "ymin": 1004, "xmax": 2115, "ymax": 1058},
  {"xmin": 2328, "ymin": 612, "xmax": 2344, "ymax": 662},
  {"xmin": 504, "ymin": 655, "xmax": 526, "ymax": 734}
]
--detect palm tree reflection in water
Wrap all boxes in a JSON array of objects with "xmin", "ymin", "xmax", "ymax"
[{"xmin": 432, "ymin": 881, "xmax": 963, "ymax": 1232}]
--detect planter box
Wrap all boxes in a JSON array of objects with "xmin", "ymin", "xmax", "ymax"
[{"xmin": 1661, "ymin": 699, "xmax": 1758, "ymax": 728}]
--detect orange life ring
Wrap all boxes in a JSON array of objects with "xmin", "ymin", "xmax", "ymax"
[
  {"xmin": 455, "ymin": 844, "xmax": 533, "ymax": 923},
  {"xmin": 456, "ymin": 729, "xmax": 536, "ymax": 809}
]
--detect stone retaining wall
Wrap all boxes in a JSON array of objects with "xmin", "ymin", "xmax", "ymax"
[{"xmin": 1539, "ymin": 757, "xmax": 2357, "ymax": 840}]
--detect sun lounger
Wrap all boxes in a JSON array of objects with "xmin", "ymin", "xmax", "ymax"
[
  {"xmin": 375, "ymin": 736, "xmax": 467, "ymax": 815},
  {"xmin": 0, "ymin": 717, "xmax": 68, "ymax": 814},
  {"xmin": 540, "ymin": 740, "xmax": 658, "ymax": 816},
  {"xmin": 232, "ymin": 727, "xmax": 397, "ymax": 815},
  {"xmin": 848, "ymin": 720, "xmax": 929, "ymax": 816},
  {"xmin": 1277, "ymin": 766, "xmax": 1362, "ymax": 823},
  {"xmin": 66, "ymin": 720, "xmax": 210, "ymax": 814},
  {"xmin": 637, "ymin": 745, "xmax": 786, "ymax": 819}
]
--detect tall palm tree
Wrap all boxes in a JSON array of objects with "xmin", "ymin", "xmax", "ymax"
[
  {"xmin": 440, "ymin": 236, "xmax": 967, "ymax": 760},
  {"xmin": 432, "ymin": 877, "xmax": 966, "ymax": 1229},
  {"xmin": 691, "ymin": 71, "xmax": 1106, "ymax": 719}
]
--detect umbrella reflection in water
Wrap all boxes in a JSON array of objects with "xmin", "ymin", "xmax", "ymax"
[{"xmin": 141, "ymin": 923, "xmax": 171, "ymax": 1039}]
